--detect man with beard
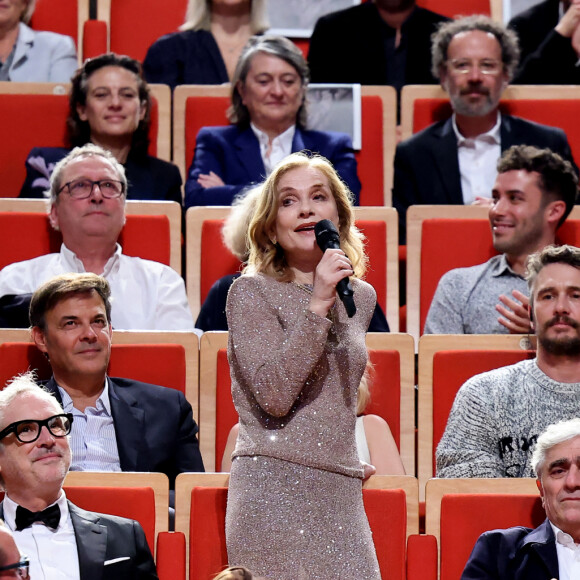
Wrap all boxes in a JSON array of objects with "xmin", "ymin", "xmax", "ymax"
[
  {"xmin": 393, "ymin": 15, "xmax": 577, "ymax": 243},
  {"xmin": 424, "ymin": 145, "xmax": 578, "ymax": 335},
  {"xmin": 437, "ymin": 244, "xmax": 580, "ymax": 478},
  {"xmin": 307, "ymin": 0, "xmax": 449, "ymax": 89}
]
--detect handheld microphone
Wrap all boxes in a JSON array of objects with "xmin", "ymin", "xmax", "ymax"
[{"xmin": 314, "ymin": 219, "xmax": 356, "ymax": 318}]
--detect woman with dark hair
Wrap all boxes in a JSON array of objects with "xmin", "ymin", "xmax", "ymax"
[
  {"xmin": 19, "ymin": 53, "xmax": 182, "ymax": 203},
  {"xmin": 143, "ymin": 0, "xmax": 268, "ymax": 89},
  {"xmin": 225, "ymin": 152, "xmax": 379, "ymax": 579},
  {"xmin": 184, "ymin": 35, "xmax": 361, "ymax": 209}
]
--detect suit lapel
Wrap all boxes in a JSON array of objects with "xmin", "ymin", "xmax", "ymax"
[
  {"xmin": 432, "ymin": 119, "xmax": 464, "ymax": 204},
  {"xmin": 292, "ymin": 128, "xmax": 306, "ymax": 153},
  {"xmin": 520, "ymin": 519, "xmax": 560, "ymax": 579},
  {"xmin": 69, "ymin": 502, "xmax": 107, "ymax": 580},
  {"xmin": 234, "ymin": 128, "xmax": 266, "ymax": 181},
  {"xmin": 108, "ymin": 379, "xmax": 145, "ymax": 471}
]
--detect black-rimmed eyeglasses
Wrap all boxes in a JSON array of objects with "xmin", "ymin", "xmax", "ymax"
[
  {"xmin": 57, "ymin": 178, "xmax": 125, "ymax": 199},
  {"xmin": 0, "ymin": 414, "xmax": 73, "ymax": 444},
  {"xmin": 0, "ymin": 555, "xmax": 30, "ymax": 578}
]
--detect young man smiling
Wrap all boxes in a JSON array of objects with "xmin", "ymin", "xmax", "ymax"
[{"xmin": 424, "ymin": 145, "xmax": 577, "ymax": 335}]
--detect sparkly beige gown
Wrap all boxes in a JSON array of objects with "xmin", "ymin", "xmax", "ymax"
[{"xmin": 225, "ymin": 273, "xmax": 381, "ymax": 580}]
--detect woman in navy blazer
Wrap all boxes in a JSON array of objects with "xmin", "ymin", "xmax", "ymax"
[{"xmin": 184, "ymin": 35, "xmax": 361, "ymax": 208}]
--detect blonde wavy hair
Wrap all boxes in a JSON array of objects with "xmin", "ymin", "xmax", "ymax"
[
  {"xmin": 246, "ymin": 153, "xmax": 367, "ymax": 281},
  {"xmin": 179, "ymin": 0, "xmax": 268, "ymax": 32}
]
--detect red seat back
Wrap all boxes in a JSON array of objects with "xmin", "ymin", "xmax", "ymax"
[
  {"xmin": 0, "ymin": 342, "xmax": 186, "ymax": 394},
  {"xmin": 64, "ymin": 486, "xmax": 157, "ymax": 553},
  {"xmin": 416, "ymin": 0, "xmax": 491, "ymax": 18},
  {"xmin": 188, "ymin": 486, "xmax": 408, "ymax": 580},
  {"xmin": 29, "ymin": 0, "xmax": 79, "ymax": 44},
  {"xmin": 0, "ymin": 212, "xmax": 170, "ymax": 269},
  {"xmin": 440, "ymin": 493, "xmax": 544, "ymax": 580}
]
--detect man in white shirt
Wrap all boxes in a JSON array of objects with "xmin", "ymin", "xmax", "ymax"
[
  {"xmin": 393, "ymin": 14, "xmax": 577, "ymax": 242},
  {"xmin": 0, "ymin": 521, "xmax": 28, "ymax": 578},
  {"xmin": 462, "ymin": 418, "xmax": 580, "ymax": 580},
  {"xmin": 0, "ymin": 373, "xmax": 158, "ymax": 579},
  {"xmin": 29, "ymin": 273, "xmax": 204, "ymax": 485},
  {"xmin": 0, "ymin": 143, "xmax": 193, "ymax": 330}
]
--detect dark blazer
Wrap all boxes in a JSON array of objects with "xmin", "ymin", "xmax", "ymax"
[
  {"xmin": 0, "ymin": 501, "xmax": 158, "ymax": 579},
  {"xmin": 143, "ymin": 29, "xmax": 229, "ymax": 90},
  {"xmin": 184, "ymin": 125, "xmax": 361, "ymax": 208},
  {"xmin": 393, "ymin": 114, "xmax": 577, "ymax": 242},
  {"xmin": 19, "ymin": 147, "xmax": 183, "ymax": 204},
  {"xmin": 461, "ymin": 519, "xmax": 559, "ymax": 580},
  {"xmin": 45, "ymin": 376, "xmax": 204, "ymax": 486},
  {"xmin": 308, "ymin": 3, "xmax": 449, "ymax": 86},
  {"xmin": 509, "ymin": 0, "xmax": 580, "ymax": 84}
]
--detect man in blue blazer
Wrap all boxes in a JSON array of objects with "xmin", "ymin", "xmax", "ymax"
[
  {"xmin": 29, "ymin": 272, "xmax": 204, "ymax": 487},
  {"xmin": 393, "ymin": 15, "xmax": 577, "ymax": 243},
  {"xmin": 462, "ymin": 418, "xmax": 580, "ymax": 579},
  {"xmin": 0, "ymin": 373, "xmax": 158, "ymax": 578},
  {"xmin": 184, "ymin": 35, "xmax": 361, "ymax": 208}
]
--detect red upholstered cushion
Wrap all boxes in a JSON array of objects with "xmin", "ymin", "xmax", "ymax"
[
  {"xmin": 108, "ymin": 0, "xmax": 187, "ymax": 63},
  {"xmin": 64, "ymin": 486, "xmax": 157, "ymax": 553},
  {"xmin": 82, "ymin": 20, "xmax": 108, "ymax": 60},
  {"xmin": 189, "ymin": 487, "xmax": 228, "ymax": 580},
  {"xmin": 200, "ymin": 219, "xmax": 242, "ymax": 305},
  {"xmin": 357, "ymin": 95, "xmax": 384, "ymax": 206},
  {"xmin": 357, "ymin": 219, "xmax": 387, "ymax": 312},
  {"xmin": 431, "ymin": 349, "xmax": 535, "ymax": 471},
  {"xmin": 29, "ymin": 0, "xmax": 78, "ymax": 43},
  {"xmin": 108, "ymin": 344, "xmax": 186, "ymax": 393},
  {"xmin": 0, "ymin": 212, "xmax": 170, "ymax": 270},
  {"xmin": 439, "ymin": 493, "xmax": 544, "ymax": 580},
  {"xmin": 420, "ymin": 218, "xmax": 495, "ymax": 333},
  {"xmin": 416, "ymin": 0, "xmax": 490, "ymax": 18},
  {"xmin": 0, "ymin": 343, "xmax": 185, "ymax": 393},
  {"xmin": 363, "ymin": 488, "xmax": 407, "ymax": 580},
  {"xmin": 185, "ymin": 97, "xmax": 230, "ymax": 172},
  {"xmin": 215, "ymin": 349, "xmax": 236, "ymax": 472},
  {"xmin": 366, "ymin": 349, "xmax": 401, "ymax": 448}
]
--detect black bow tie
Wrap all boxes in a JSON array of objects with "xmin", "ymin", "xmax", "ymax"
[{"xmin": 15, "ymin": 504, "xmax": 60, "ymax": 531}]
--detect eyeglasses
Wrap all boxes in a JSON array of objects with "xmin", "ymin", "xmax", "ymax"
[
  {"xmin": 447, "ymin": 59, "xmax": 503, "ymax": 75},
  {"xmin": 58, "ymin": 179, "xmax": 125, "ymax": 199},
  {"xmin": 0, "ymin": 414, "xmax": 73, "ymax": 444},
  {"xmin": 0, "ymin": 555, "xmax": 30, "ymax": 578}
]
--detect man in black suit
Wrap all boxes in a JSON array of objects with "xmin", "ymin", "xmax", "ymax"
[
  {"xmin": 307, "ymin": 0, "xmax": 449, "ymax": 90},
  {"xmin": 29, "ymin": 272, "xmax": 204, "ymax": 487},
  {"xmin": 462, "ymin": 418, "xmax": 580, "ymax": 579},
  {"xmin": 393, "ymin": 15, "xmax": 577, "ymax": 243},
  {"xmin": 0, "ymin": 372, "xmax": 158, "ymax": 579},
  {"xmin": 510, "ymin": 0, "xmax": 580, "ymax": 84}
]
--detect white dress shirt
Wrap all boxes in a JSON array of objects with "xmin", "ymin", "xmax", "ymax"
[
  {"xmin": 4, "ymin": 491, "xmax": 80, "ymax": 580},
  {"xmin": 250, "ymin": 122, "xmax": 296, "ymax": 175},
  {"xmin": 453, "ymin": 112, "xmax": 501, "ymax": 205},
  {"xmin": 0, "ymin": 243, "xmax": 194, "ymax": 330},
  {"xmin": 59, "ymin": 379, "xmax": 122, "ymax": 472},
  {"xmin": 552, "ymin": 521, "xmax": 580, "ymax": 580}
]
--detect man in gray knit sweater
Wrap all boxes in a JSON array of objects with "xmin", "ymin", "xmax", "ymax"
[{"xmin": 437, "ymin": 244, "xmax": 580, "ymax": 478}]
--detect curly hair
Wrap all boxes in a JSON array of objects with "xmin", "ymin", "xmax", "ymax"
[
  {"xmin": 245, "ymin": 152, "xmax": 367, "ymax": 281},
  {"xmin": 67, "ymin": 53, "xmax": 151, "ymax": 157},
  {"xmin": 431, "ymin": 15, "xmax": 520, "ymax": 80}
]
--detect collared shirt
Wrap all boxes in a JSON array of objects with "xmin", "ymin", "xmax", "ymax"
[
  {"xmin": 0, "ymin": 243, "xmax": 194, "ymax": 330},
  {"xmin": 424, "ymin": 253, "xmax": 528, "ymax": 334},
  {"xmin": 250, "ymin": 123, "xmax": 295, "ymax": 175},
  {"xmin": 453, "ymin": 112, "xmax": 501, "ymax": 204},
  {"xmin": 552, "ymin": 521, "xmax": 580, "ymax": 580},
  {"xmin": 4, "ymin": 491, "xmax": 81, "ymax": 580},
  {"xmin": 59, "ymin": 379, "xmax": 121, "ymax": 472}
]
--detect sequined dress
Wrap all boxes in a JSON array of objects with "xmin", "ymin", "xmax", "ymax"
[{"xmin": 225, "ymin": 273, "xmax": 381, "ymax": 580}]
